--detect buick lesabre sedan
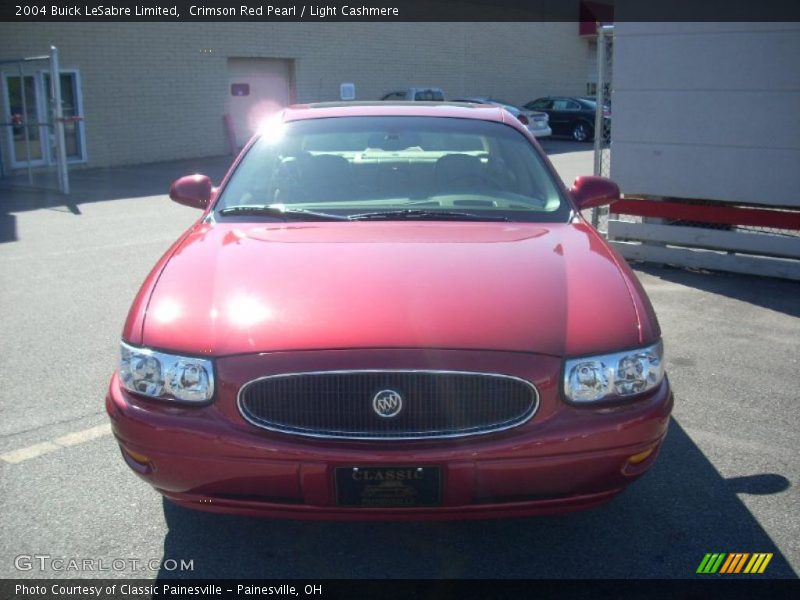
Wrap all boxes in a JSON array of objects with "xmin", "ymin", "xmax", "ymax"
[{"xmin": 106, "ymin": 102, "xmax": 672, "ymax": 520}]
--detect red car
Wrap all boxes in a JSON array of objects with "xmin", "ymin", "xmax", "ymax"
[{"xmin": 106, "ymin": 102, "xmax": 672, "ymax": 520}]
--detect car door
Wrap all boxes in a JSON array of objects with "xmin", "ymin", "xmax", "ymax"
[
  {"xmin": 578, "ymin": 100, "xmax": 598, "ymax": 124},
  {"xmin": 549, "ymin": 98, "xmax": 579, "ymax": 136}
]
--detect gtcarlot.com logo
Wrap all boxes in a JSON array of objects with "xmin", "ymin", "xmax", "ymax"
[
  {"xmin": 696, "ymin": 552, "xmax": 773, "ymax": 574},
  {"xmin": 14, "ymin": 554, "xmax": 194, "ymax": 572}
]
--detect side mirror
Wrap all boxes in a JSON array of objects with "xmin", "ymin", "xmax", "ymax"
[
  {"xmin": 169, "ymin": 174, "xmax": 212, "ymax": 209},
  {"xmin": 569, "ymin": 175, "xmax": 620, "ymax": 211}
]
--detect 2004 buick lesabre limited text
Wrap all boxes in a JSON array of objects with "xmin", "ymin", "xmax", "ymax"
[
  {"xmin": 106, "ymin": 102, "xmax": 673, "ymax": 520},
  {"xmin": 42, "ymin": 5, "xmax": 180, "ymax": 17},
  {"xmin": 22, "ymin": 4, "xmax": 400, "ymax": 17}
]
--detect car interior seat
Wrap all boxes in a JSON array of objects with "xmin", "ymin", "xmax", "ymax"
[
  {"xmin": 434, "ymin": 153, "xmax": 494, "ymax": 194},
  {"xmin": 298, "ymin": 154, "xmax": 352, "ymax": 202}
]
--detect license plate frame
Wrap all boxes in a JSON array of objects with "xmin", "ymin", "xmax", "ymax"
[{"xmin": 334, "ymin": 466, "xmax": 442, "ymax": 508}]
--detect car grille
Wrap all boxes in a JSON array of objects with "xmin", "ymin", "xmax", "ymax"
[{"xmin": 238, "ymin": 370, "xmax": 539, "ymax": 440}]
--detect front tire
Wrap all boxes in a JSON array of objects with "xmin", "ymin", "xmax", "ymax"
[{"xmin": 572, "ymin": 121, "xmax": 593, "ymax": 142}]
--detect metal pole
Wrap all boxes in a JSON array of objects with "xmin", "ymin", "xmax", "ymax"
[
  {"xmin": 590, "ymin": 25, "xmax": 608, "ymax": 229},
  {"xmin": 593, "ymin": 26, "xmax": 606, "ymax": 178},
  {"xmin": 49, "ymin": 46, "xmax": 69, "ymax": 194},
  {"xmin": 18, "ymin": 61, "xmax": 34, "ymax": 186}
]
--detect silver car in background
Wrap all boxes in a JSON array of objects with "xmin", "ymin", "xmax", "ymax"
[{"xmin": 454, "ymin": 96, "xmax": 551, "ymax": 138}]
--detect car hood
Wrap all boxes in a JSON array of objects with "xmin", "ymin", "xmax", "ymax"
[{"xmin": 137, "ymin": 221, "xmax": 654, "ymax": 357}]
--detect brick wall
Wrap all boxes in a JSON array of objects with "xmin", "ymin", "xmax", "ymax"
[{"xmin": 0, "ymin": 22, "xmax": 588, "ymax": 169}]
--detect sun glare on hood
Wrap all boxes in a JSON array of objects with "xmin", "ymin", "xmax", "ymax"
[
  {"xmin": 227, "ymin": 294, "xmax": 274, "ymax": 328},
  {"xmin": 151, "ymin": 298, "xmax": 183, "ymax": 324}
]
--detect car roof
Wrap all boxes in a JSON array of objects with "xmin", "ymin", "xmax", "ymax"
[
  {"xmin": 540, "ymin": 96, "xmax": 593, "ymax": 103},
  {"xmin": 283, "ymin": 101, "xmax": 506, "ymax": 122},
  {"xmin": 384, "ymin": 87, "xmax": 444, "ymax": 93}
]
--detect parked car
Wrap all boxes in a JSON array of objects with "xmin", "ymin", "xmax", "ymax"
[
  {"xmin": 107, "ymin": 102, "xmax": 671, "ymax": 520},
  {"xmin": 453, "ymin": 96, "xmax": 551, "ymax": 138},
  {"xmin": 524, "ymin": 96, "xmax": 611, "ymax": 142},
  {"xmin": 381, "ymin": 87, "xmax": 445, "ymax": 101}
]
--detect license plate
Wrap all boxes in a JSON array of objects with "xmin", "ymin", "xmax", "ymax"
[{"xmin": 335, "ymin": 466, "xmax": 442, "ymax": 507}]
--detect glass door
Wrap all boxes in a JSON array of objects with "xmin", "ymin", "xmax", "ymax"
[
  {"xmin": 2, "ymin": 73, "xmax": 47, "ymax": 167},
  {"xmin": 42, "ymin": 71, "xmax": 85, "ymax": 162},
  {"xmin": 2, "ymin": 70, "xmax": 86, "ymax": 170}
]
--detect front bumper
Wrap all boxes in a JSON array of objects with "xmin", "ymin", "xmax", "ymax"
[{"xmin": 106, "ymin": 349, "xmax": 672, "ymax": 520}]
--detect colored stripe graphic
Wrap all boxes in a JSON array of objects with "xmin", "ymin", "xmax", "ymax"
[
  {"xmin": 719, "ymin": 554, "xmax": 736, "ymax": 573},
  {"xmin": 744, "ymin": 553, "xmax": 773, "ymax": 574},
  {"xmin": 697, "ymin": 553, "xmax": 726, "ymax": 574},
  {"xmin": 696, "ymin": 554, "xmax": 713, "ymax": 573},
  {"xmin": 720, "ymin": 553, "xmax": 749, "ymax": 573},
  {"xmin": 734, "ymin": 553, "xmax": 749, "ymax": 573},
  {"xmin": 698, "ymin": 552, "xmax": 773, "ymax": 574}
]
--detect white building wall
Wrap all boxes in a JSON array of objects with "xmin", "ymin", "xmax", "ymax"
[
  {"xmin": 0, "ymin": 22, "xmax": 588, "ymax": 169},
  {"xmin": 611, "ymin": 22, "xmax": 800, "ymax": 207}
]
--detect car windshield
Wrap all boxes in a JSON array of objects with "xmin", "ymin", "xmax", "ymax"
[{"xmin": 216, "ymin": 116, "xmax": 570, "ymax": 222}]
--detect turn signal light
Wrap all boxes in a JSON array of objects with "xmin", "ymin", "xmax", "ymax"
[
  {"xmin": 627, "ymin": 447, "xmax": 656, "ymax": 465},
  {"xmin": 121, "ymin": 446, "xmax": 151, "ymax": 466}
]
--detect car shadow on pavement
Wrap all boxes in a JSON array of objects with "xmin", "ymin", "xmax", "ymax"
[
  {"xmin": 157, "ymin": 418, "xmax": 795, "ymax": 579},
  {"xmin": 635, "ymin": 264, "xmax": 800, "ymax": 318},
  {"xmin": 0, "ymin": 155, "xmax": 232, "ymax": 244}
]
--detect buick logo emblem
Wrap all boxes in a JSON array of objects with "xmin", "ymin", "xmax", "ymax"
[{"xmin": 372, "ymin": 389, "xmax": 403, "ymax": 418}]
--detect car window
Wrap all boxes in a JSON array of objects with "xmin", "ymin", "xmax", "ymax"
[
  {"xmin": 382, "ymin": 91, "xmax": 407, "ymax": 101},
  {"xmin": 565, "ymin": 100, "xmax": 581, "ymax": 110},
  {"xmin": 216, "ymin": 116, "xmax": 569, "ymax": 222},
  {"xmin": 413, "ymin": 89, "xmax": 444, "ymax": 101},
  {"xmin": 528, "ymin": 98, "xmax": 551, "ymax": 110}
]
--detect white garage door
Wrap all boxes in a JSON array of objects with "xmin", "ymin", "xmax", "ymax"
[{"xmin": 226, "ymin": 57, "xmax": 293, "ymax": 149}]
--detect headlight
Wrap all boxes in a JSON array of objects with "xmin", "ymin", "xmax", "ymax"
[
  {"xmin": 564, "ymin": 340, "xmax": 664, "ymax": 403},
  {"xmin": 119, "ymin": 342, "xmax": 214, "ymax": 403}
]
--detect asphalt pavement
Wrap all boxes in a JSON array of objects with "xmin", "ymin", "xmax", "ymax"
[{"xmin": 0, "ymin": 142, "xmax": 797, "ymax": 579}]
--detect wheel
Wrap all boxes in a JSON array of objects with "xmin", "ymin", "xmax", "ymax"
[{"xmin": 572, "ymin": 121, "xmax": 593, "ymax": 142}]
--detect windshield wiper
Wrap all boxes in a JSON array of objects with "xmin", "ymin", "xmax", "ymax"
[
  {"xmin": 348, "ymin": 209, "xmax": 509, "ymax": 222},
  {"xmin": 218, "ymin": 206, "xmax": 348, "ymax": 221},
  {"xmin": 219, "ymin": 206, "xmax": 510, "ymax": 222}
]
